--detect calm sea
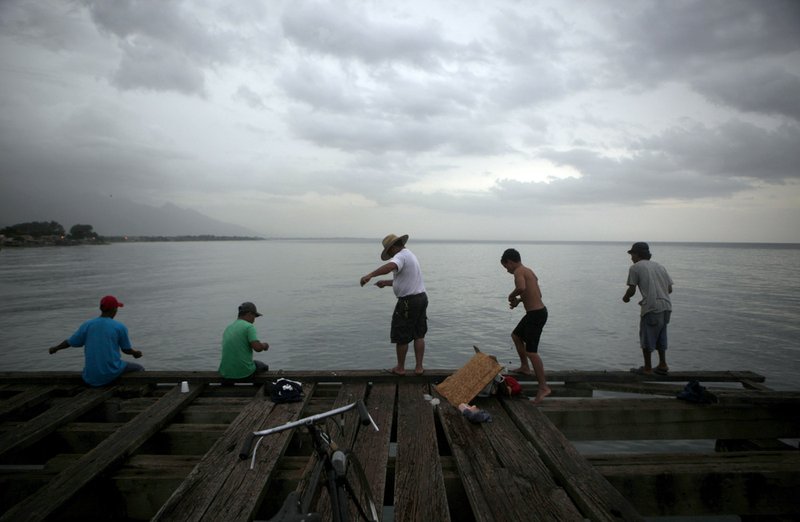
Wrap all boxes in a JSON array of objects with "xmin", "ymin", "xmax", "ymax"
[{"xmin": 1, "ymin": 240, "xmax": 798, "ymax": 390}]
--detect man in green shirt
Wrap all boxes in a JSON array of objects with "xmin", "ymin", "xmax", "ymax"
[{"xmin": 219, "ymin": 302, "xmax": 270, "ymax": 380}]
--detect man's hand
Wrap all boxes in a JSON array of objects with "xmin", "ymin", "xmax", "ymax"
[
  {"xmin": 360, "ymin": 275, "xmax": 371, "ymax": 287},
  {"xmin": 622, "ymin": 296, "xmax": 630, "ymax": 303},
  {"xmin": 130, "ymin": 349, "xmax": 143, "ymax": 359},
  {"xmin": 49, "ymin": 341, "xmax": 68, "ymax": 354},
  {"xmin": 375, "ymin": 280, "xmax": 391, "ymax": 288},
  {"xmin": 261, "ymin": 341, "xmax": 270, "ymax": 351},
  {"xmin": 509, "ymin": 297, "xmax": 520, "ymax": 309}
]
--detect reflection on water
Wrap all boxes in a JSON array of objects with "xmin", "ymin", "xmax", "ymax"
[{"xmin": 1, "ymin": 240, "xmax": 798, "ymax": 390}]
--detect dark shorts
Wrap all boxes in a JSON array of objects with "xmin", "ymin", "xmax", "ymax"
[
  {"xmin": 391, "ymin": 292, "xmax": 428, "ymax": 344},
  {"xmin": 512, "ymin": 307, "xmax": 548, "ymax": 353},
  {"xmin": 639, "ymin": 310, "xmax": 670, "ymax": 351},
  {"xmin": 220, "ymin": 360, "xmax": 269, "ymax": 386},
  {"xmin": 123, "ymin": 362, "xmax": 145, "ymax": 373}
]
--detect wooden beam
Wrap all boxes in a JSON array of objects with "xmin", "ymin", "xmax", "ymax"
[
  {"xmin": 589, "ymin": 451, "xmax": 800, "ymax": 517},
  {"xmin": 437, "ymin": 398, "xmax": 585, "ymax": 521},
  {"xmin": 312, "ymin": 382, "xmax": 369, "ymax": 519},
  {"xmin": 0, "ymin": 369, "xmax": 768, "ymax": 385},
  {"xmin": 502, "ymin": 398, "xmax": 643, "ymax": 522},
  {"xmin": 0, "ymin": 385, "xmax": 60, "ymax": 420},
  {"xmin": 350, "ymin": 383, "xmax": 395, "ymax": 521},
  {"xmin": 395, "ymin": 383, "xmax": 450, "ymax": 522},
  {"xmin": 0, "ymin": 383, "xmax": 203, "ymax": 522},
  {"xmin": 589, "ymin": 382, "xmax": 684, "ymax": 397},
  {"xmin": 0, "ymin": 454, "xmax": 198, "ymax": 520},
  {"xmin": 539, "ymin": 398, "xmax": 800, "ymax": 440},
  {"xmin": 0, "ymin": 386, "xmax": 116, "ymax": 459},
  {"xmin": 49, "ymin": 422, "xmax": 226, "ymax": 455},
  {"xmin": 152, "ymin": 384, "xmax": 314, "ymax": 521}
]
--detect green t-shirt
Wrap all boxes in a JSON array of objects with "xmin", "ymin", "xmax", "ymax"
[{"xmin": 219, "ymin": 319, "xmax": 259, "ymax": 379}]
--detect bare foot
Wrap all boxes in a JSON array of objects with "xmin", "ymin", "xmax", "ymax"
[
  {"xmin": 414, "ymin": 367, "xmax": 424, "ymax": 375},
  {"xmin": 510, "ymin": 366, "xmax": 533, "ymax": 375},
  {"xmin": 385, "ymin": 367, "xmax": 405, "ymax": 376},
  {"xmin": 532, "ymin": 385, "xmax": 551, "ymax": 405}
]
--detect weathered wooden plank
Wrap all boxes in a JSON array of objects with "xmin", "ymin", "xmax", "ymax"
[
  {"xmin": 438, "ymin": 397, "xmax": 585, "ymax": 521},
  {"xmin": 589, "ymin": 451, "xmax": 800, "ymax": 517},
  {"xmin": 0, "ymin": 383, "xmax": 204, "ymax": 522},
  {"xmin": 313, "ymin": 382, "xmax": 369, "ymax": 520},
  {"xmin": 349, "ymin": 383, "xmax": 395, "ymax": 521},
  {"xmin": 0, "ymin": 386, "xmax": 116, "ymax": 459},
  {"xmin": 0, "ymin": 454, "xmax": 198, "ymax": 520},
  {"xmin": 395, "ymin": 383, "xmax": 450, "ymax": 522},
  {"xmin": 109, "ymin": 395, "xmax": 253, "ymax": 424},
  {"xmin": 709, "ymin": 390, "xmax": 800, "ymax": 406},
  {"xmin": 151, "ymin": 385, "xmax": 276, "ymax": 521},
  {"xmin": 199, "ymin": 387, "xmax": 314, "ymax": 522},
  {"xmin": 715, "ymin": 438, "xmax": 798, "ymax": 452},
  {"xmin": 153, "ymin": 384, "xmax": 313, "ymax": 521},
  {"xmin": 503, "ymin": 397, "xmax": 644, "ymax": 522},
  {"xmin": 50, "ymin": 422, "xmax": 226, "ymax": 455},
  {"xmin": 0, "ymin": 369, "xmax": 768, "ymax": 385},
  {"xmin": 740, "ymin": 379, "xmax": 773, "ymax": 391},
  {"xmin": 589, "ymin": 382, "xmax": 684, "ymax": 396},
  {"xmin": 0, "ymin": 385, "xmax": 60, "ymax": 420},
  {"xmin": 540, "ymin": 398, "xmax": 800, "ymax": 440}
]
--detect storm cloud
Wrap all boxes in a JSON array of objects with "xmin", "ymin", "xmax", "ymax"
[{"xmin": 1, "ymin": 0, "xmax": 798, "ymax": 242}]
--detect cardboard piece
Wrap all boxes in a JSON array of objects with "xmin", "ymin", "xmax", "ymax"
[{"xmin": 435, "ymin": 352, "xmax": 503, "ymax": 406}]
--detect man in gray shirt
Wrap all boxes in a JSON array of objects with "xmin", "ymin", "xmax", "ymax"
[{"xmin": 623, "ymin": 242, "xmax": 673, "ymax": 375}]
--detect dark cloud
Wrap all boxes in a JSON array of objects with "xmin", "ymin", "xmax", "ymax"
[
  {"xmin": 693, "ymin": 66, "xmax": 800, "ymax": 121},
  {"xmin": 80, "ymin": 0, "xmax": 242, "ymax": 95},
  {"xmin": 233, "ymin": 85, "xmax": 266, "ymax": 109},
  {"xmin": 636, "ymin": 120, "xmax": 800, "ymax": 182},
  {"xmin": 281, "ymin": 1, "xmax": 459, "ymax": 67},
  {"xmin": 2, "ymin": 0, "xmax": 799, "ymax": 241},
  {"xmin": 527, "ymin": 120, "xmax": 800, "ymax": 205},
  {"xmin": 111, "ymin": 41, "xmax": 207, "ymax": 95},
  {"xmin": 603, "ymin": 0, "xmax": 800, "ymax": 120}
]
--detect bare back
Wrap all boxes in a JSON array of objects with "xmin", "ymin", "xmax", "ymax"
[{"xmin": 514, "ymin": 264, "xmax": 544, "ymax": 311}]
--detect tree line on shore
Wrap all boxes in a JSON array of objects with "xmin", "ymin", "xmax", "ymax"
[
  {"xmin": 0, "ymin": 221, "xmax": 264, "ymax": 246},
  {"xmin": 1, "ymin": 221, "xmax": 98, "ymax": 240}
]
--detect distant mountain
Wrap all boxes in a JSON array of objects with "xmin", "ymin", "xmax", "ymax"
[{"xmin": 0, "ymin": 187, "xmax": 259, "ymax": 237}]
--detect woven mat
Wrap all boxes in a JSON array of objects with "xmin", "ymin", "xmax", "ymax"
[{"xmin": 435, "ymin": 352, "xmax": 503, "ymax": 406}]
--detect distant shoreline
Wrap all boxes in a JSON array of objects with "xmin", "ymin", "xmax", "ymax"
[
  {"xmin": 105, "ymin": 235, "xmax": 265, "ymax": 243},
  {"xmin": 0, "ymin": 235, "xmax": 264, "ymax": 248}
]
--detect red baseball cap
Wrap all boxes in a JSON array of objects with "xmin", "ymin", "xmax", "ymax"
[{"xmin": 99, "ymin": 295, "xmax": 124, "ymax": 310}]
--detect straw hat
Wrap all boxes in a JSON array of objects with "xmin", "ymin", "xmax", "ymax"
[{"xmin": 380, "ymin": 233, "xmax": 409, "ymax": 261}]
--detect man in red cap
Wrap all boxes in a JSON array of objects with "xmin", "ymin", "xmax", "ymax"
[{"xmin": 48, "ymin": 295, "xmax": 144, "ymax": 386}]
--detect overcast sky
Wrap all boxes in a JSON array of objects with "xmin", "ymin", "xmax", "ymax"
[{"xmin": 1, "ymin": 0, "xmax": 799, "ymax": 242}]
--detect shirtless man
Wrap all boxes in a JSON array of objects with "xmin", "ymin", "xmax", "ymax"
[{"xmin": 501, "ymin": 248, "xmax": 551, "ymax": 404}]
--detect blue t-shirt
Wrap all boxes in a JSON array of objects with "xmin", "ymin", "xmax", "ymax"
[{"xmin": 68, "ymin": 316, "xmax": 132, "ymax": 386}]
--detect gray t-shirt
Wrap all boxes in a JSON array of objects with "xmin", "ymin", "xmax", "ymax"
[{"xmin": 627, "ymin": 259, "xmax": 673, "ymax": 315}]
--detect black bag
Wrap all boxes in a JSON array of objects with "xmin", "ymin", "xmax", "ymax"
[
  {"xmin": 676, "ymin": 380, "xmax": 716, "ymax": 404},
  {"xmin": 270, "ymin": 378, "xmax": 304, "ymax": 403}
]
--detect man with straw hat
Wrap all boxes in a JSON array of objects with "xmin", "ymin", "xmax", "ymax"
[{"xmin": 360, "ymin": 233, "xmax": 428, "ymax": 375}]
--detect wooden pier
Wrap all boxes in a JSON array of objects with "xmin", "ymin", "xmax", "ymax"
[{"xmin": 1, "ymin": 369, "xmax": 798, "ymax": 521}]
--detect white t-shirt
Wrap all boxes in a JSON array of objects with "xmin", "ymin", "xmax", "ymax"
[
  {"xmin": 627, "ymin": 259, "xmax": 673, "ymax": 315},
  {"xmin": 389, "ymin": 248, "xmax": 426, "ymax": 298}
]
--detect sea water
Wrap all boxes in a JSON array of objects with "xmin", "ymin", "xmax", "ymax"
[{"xmin": 1, "ymin": 239, "xmax": 798, "ymax": 390}]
